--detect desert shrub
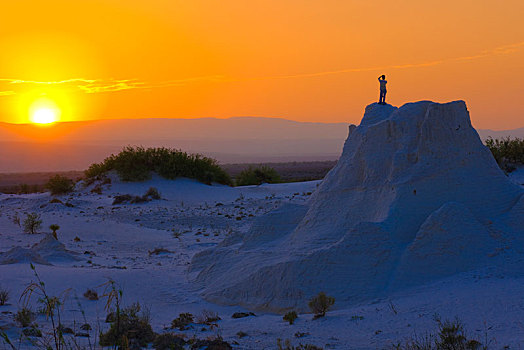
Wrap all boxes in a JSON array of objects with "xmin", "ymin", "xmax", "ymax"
[
  {"xmin": 23, "ymin": 212, "xmax": 42, "ymax": 234},
  {"xmin": 395, "ymin": 318, "xmax": 483, "ymax": 350},
  {"xmin": 277, "ymin": 339, "xmax": 323, "ymax": 350},
  {"xmin": 283, "ymin": 311, "xmax": 298, "ymax": 325},
  {"xmin": 12, "ymin": 213, "xmax": 21, "ymax": 227},
  {"xmin": 49, "ymin": 224, "xmax": 60, "ymax": 239},
  {"xmin": 45, "ymin": 174, "xmax": 74, "ymax": 195},
  {"xmin": 308, "ymin": 292, "xmax": 335, "ymax": 319},
  {"xmin": 99, "ymin": 302, "xmax": 155, "ymax": 348},
  {"xmin": 0, "ymin": 287, "xmax": 9, "ymax": 305},
  {"xmin": 236, "ymin": 331, "xmax": 248, "ymax": 338},
  {"xmin": 22, "ymin": 326, "xmax": 42, "ymax": 337},
  {"xmin": 18, "ymin": 183, "xmax": 30, "ymax": 194},
  {"xmin": 15, "ymin": 307, "xmax": 36, "ymax": 327},
  {"xmin": 130, "ymin": 195, "xmax": 149, "ymax": 204},
  {"xmin": 196, "ymin": 309, "xmax": 221, "ymax": 325},
  {"xmin": 190, "ymin": 336, "xmax": 232, "ymax": 350},
  {"xmin": 112, "ymin": 188, "xmax": 162, "ymax": 205},
  {"xmin": 171, "ymin": 313, "xmax": 193, "ymax": 330},
  {"xmin": 153, "ymin": 333, "xmax": 186, "ymax": 350},
  {"xmin": 435, "ymin": 319, "xmax": 482, "ymax": 350},
  {"xmin": 485, "ymin": 137, "xmax": 524, "ymax": 172},
  {"xmin": 19, "ymin": 264, "xmax": 72, "ymax": 350},
  {"xmin": 83, "ymin": 289, "xmax": 99, "ymax": 300},
  {"xmin": 231, "ymin": 312, "xmax": 255, "ymax": 319},
  {"xmin": 84, "ymin": 162, "xmax": 111, "ymax": 179},
  {"xmin": 148, "ymin": 248, "xmax": 171, "ymax": 256},
  {"xmin": 112, "ymin": 194, "xmax": 134, "ymax": 205},
  {"xmin": 145, "ymin": 187, "xmax": 161, "ymax": 200},
  {"xmin": 85, "ymin": 146, "xmax": 232, "ymax": 185},
  {"xmin": 236, "ymin": 165, "xmax": 281, "ymax": 186},
  {"xmin": 91, "ymin": 184, "xmax": 103, "ymax": 194}
]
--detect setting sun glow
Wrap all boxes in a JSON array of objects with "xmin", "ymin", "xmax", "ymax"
[
  {"xmin": 29, "ymin": 98, "xmax": 60, "ymax": 124},
  {"xmin": 31, "ymin": 108, "xmax": 57, "ymax": 124}
]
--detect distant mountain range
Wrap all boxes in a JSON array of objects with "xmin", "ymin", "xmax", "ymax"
[{"xmin": 0, "ymin": 117, "xmax": 521, "ymax": 172}]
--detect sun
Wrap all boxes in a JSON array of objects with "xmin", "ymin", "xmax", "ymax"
[
  {"xmin": 29, "ymin": 98, "xmax": 60, "ymax": 124},
  {"xmin": 31, "ymin": 108, "xmax": 57, "ymax": 124}
]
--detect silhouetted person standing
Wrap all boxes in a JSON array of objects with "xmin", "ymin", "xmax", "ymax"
[{"xmin": 378, "ymin": 75, "xmax": 387, "ymax": 104}]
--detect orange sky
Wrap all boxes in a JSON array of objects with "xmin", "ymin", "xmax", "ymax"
[{"xmin": 0, "ymin": 0, "xmax": 523, "ymax": 129}]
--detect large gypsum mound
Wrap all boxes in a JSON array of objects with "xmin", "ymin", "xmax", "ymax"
[{"xmin": 190, "ymin": 101, "xmax": 524, "ymax": 312}]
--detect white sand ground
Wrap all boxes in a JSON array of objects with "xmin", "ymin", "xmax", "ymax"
[{"xmin": 0, "ymin": 174, "xmax": 523, "ymax": 349}]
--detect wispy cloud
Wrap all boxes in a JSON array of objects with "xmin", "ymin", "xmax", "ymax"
[
  {"xmin": 76, "ymin": 79, "xmax": 145, "ymax": 93},
  {"xmin": 0, "ymin": 76, "xmax": 227, "ymax": 96},
  {"xmin": 0, "ymin": 40, "xmax": 522, "ymax": 97},
  {"xmin": 252, "ymin": 40, "xmax": 524, "ymax": 81},
  {"xmin": 1, "ymin": 78, "xmax": 96, "ymax": 85}
]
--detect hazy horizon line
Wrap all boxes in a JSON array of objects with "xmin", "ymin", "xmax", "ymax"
[{"xmin": 1, "ymin": 114, "xmax": 351, "ymax": 127}]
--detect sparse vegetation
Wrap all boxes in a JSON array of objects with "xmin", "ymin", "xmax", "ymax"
[
  {"xmin": 153, "ymin": 333, "xmax": 185, "ymax": 350},
  {"xmin": 283, "ymin": 311, "xmax": 298, "ymax": 325},
  {"xmin": 83, "ymin": 289, "xmax": 99, "ymax": 301},
  {"xmin": 23, "ymin": 212, "xmax": 42, "ymax": 234},
  {"xmin": 171, "ymin": 312, "xmax": 194, "ymax": 330},
  {"xmin": 236, "ymin": 165, "xmax": 281, "ymax": 186},
  {"xmin": 148, "ymin": 247, "xmax": 171, "ymax": 256},
  {"xmin": 7, "ymin": 183, "xmax": 42, "ymax": 194},
  {"xmin": 277, "ymin": 338, "xmax": 323, "ymax": 350},
  {"xmin": 145, "ymin": 186, "xmax": 161, "ymax": 200},
  {"xmin": 85, "ymin": 146, "xmax": 232, "ymax": 185},
  {"xmin": 393, "ymin": 318, "xmax": 484, "ymax": 350},
  {"xmin": 196, "ymin": 309, "xmax": 221, "ymax": 325},
  {"xmin": 0, "ymin": 287, "xmax": 9, "ymax": 305},
  {"xmin": 112, "ymin": 187, "xmax": 163, "ymax": 205},
  {"xmin": 15, "ymin": 307, "xmax": 35, "ymax": 327},
  {"xmin": 45, "ymin": 174, "xmax": 75, "ymax": 195},
  {"xmin": 49, "ymin": 224, "xmax": 60, "ymax": 239},
  {"xmin": 231, "ymin": 312, "xmax": 255, "ymax": 319},
  {"xmin": 99, "ymin": 302, "xmax": 155, "ymax": 349},
  {"xmin": 22, "ymin": 326, "xmax": 42, "ymax": 338},
  {"xmin": 236, "ymin": 331, "xmax": 248, "ymax": 338},
  {"xmin": 20, "ymin": 263, "xmax": 69, "ymax": 350},
  {"xmin": 485, "ymin": 136, "xmax": 524, "ymax": 172},
  {"xmin": 190, "ymin": 336, "xmax": 232, "ymax": 350},
  {"xmin": 308, "ymin": 292, "xmax": 335, "ymax": 319},
  {"xmin": 91, "ymin": 184, "xmax": 103, "ymax": 194},
  {"xmin": 12, "ymin": 213, "xmax": 21, "ymax": 227}
]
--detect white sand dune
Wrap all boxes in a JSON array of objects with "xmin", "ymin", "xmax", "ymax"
[{"xmin": 191, "ymin": 101, "xmax": 524, "ymax": 311}]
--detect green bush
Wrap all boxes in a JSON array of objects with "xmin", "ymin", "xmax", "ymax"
[
  {"xmin": 99, "ymin": 302, "xmax": 155, "ymax": 348},
  {"xmin": 0, "ymin": 286, "xmax": 9, "ymax": 306},
  {"xmin": 85, "ymin": 146, "xmax": 232, "ymax": 185},
  {"xmin": 308, "ymin": 292, "xmax": 335, "ymax": 319},
  {"xmin": 153, "ymin": 333, "xmax": 186, "ymax": 350},
  {"xmin": 23, "ymin": 213, "xmax": 42, "ymax": 234},
  {"xmin": 45, "ymin": 175, "xmax": 74, "ymax": 195},
  {"xmin": 236, "ymin": 165, "xmax": 281, "ymax": 186},
  {"xmin": 283, "ymin": 311, "xmax": 298, "ymax": 325},
  {"xmin": 15, "ymin": 307, "xmax": 36, "ymax": 327},
  {"xmin": 485, "ymin": 137, "xmax": 524, "ymax": 171},
  {"xmin": 396, "ymin": 318, "xmax": 483, "ymax": 350},
  {"xmin": 277, "ymin": 339, "xmax": 323, "ymax": 350},
  {"xmin": 171, "ymin": 312, "xmax": 194, "ymax": 330},
  {"xmin": 49, "ymin": 224, "xmax": 60, "ymax": 239},
  {"xmin": 145, "ymin": 187, "xmax": 161, "ymax": 200}
]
